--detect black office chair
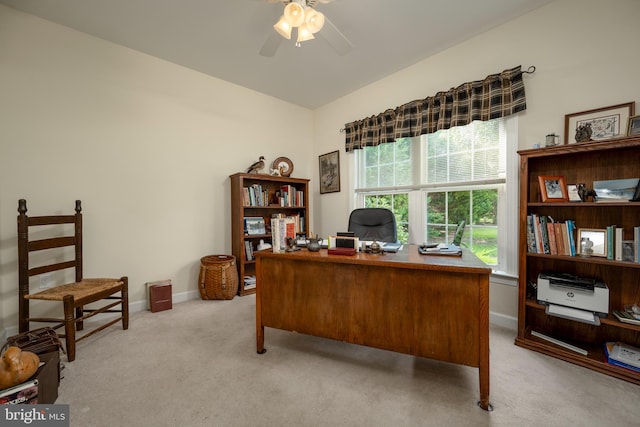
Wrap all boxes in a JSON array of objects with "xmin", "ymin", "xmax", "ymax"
[{"xmin": 348, "ymin": 208, "xmax": 397, "ymax": 242}]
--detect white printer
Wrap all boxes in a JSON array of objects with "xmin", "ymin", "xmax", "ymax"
[{"xmin": 537, "ymin": 273, "xmax": 609, "ymax": 317}]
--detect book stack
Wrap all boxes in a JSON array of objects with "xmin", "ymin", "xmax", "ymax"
[
  {"xmin": 243, "ymin": 275, "xmax": 256, "ymax": 290},
  {"xmin": 0, "ymin": 379, "xmax": 38, "ymax": 404},
  {"xmin": 604, "ymin": 342, "xmax": 640, "ymax": 373}
]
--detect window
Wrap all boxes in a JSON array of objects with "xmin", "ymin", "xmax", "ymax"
[{"xmin": 354, "ymin": 117, "xmax": 518, "ymax": 276}]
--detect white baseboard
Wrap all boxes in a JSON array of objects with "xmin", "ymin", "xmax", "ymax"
[
  {"xmin": 1, "ymin": 290, "xmax": 202, "ymax": 343},
  {"xmin": 490, "ymin": 311, "xmax": 517, "ymax": 330}
]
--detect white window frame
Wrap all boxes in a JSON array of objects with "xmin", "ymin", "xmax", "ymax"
[{"xmin": 351, "ymin": 117, "xmax": 519, "ymax": 278}]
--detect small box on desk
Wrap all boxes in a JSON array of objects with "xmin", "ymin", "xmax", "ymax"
[{"xmin": 146, "ymin": 280, "xmax": 173, "ymax": 313}]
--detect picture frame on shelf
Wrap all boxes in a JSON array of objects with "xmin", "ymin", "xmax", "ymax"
[
  {"xmin": 564, "ymin": 102, "xmax": 635, "ymax": 144},
  {"xmin": 576, "ymin": 228, "xmax": 607, "ymax": 257},
  {"xmin": 566, "ymin": 184, "xmax": 582, "ymax": 202},
  {"xmin": 244, "ymin": 216, "xmax": 266, "ymax": 235},
  {"xmin": 628, "ymin": 115, "xmax": 640, "ymax": 136},
  {"xmin": 592, "ymin": 178, "xmax": 640, "ymax": 202},
  {"xmin": 538, "ymin": 175, "xmax": 568, "ymax": 202},
  {"xmin": 319, "ymin": 150, "xmax": 340, "ymax": 194}
]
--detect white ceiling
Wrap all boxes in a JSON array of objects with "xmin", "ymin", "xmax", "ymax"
[{"xmin": 0, "ymin": 0, "xmax": 553, "ymax": 109}]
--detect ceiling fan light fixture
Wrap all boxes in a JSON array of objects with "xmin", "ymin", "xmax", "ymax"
[
  {"xmin": 274, "ymin": 16, "xmax": 293, "ymax": 39},
  {"xmin": 296, "ymin": 24, "xmax": 315, "ymax": 43},
  {"xmin": 305, "ymin": 8, "xmax": 325, "ymax": 33},
  {"xmin": 284, "ymin": 2, "xmax": 305, "ymax": 27}
]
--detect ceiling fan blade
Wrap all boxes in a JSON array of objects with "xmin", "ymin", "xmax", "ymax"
[
  {"xmin": 317, "ymin": 16, "xmax": 352, "ymax": 56},
  {"xmin": 259, "ymin": 31, "xmax": 283, "ymax": 57}
]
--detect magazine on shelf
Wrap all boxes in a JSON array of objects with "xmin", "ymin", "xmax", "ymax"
[{"xmin": 605, "ymin": 342, "xmax": 640, "ymax": 372}]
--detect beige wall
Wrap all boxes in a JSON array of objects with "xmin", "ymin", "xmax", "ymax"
[
  {"xmin": 0, "ymin": 5, "xmax": 314, "ymax": 334},
  {"xmin": 312, "ymin": 0, "xmax": 640, "ymax": 326},
  {"xmin": 2, "ymin": 0, "xmax": 640, "ymax": 335}
]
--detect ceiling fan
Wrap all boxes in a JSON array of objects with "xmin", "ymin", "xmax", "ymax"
[{"xmin": 259, "ymin": 0, "xmax": 352, "ymax": 57}]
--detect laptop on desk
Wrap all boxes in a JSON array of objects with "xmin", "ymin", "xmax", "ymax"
[{"xmin": 419, "ymin": 220, "xmax": 465, "ymax": 255}]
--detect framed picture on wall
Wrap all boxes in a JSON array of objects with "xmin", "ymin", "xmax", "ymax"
[
  {"xmin": 319, "ymin": 150, "xmax": 340, "ymax": 194},
  {"xmin": 564, "ymin": 102, "xmax": 635, "ymax": 144}
]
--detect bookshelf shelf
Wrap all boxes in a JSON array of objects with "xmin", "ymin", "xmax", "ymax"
[
  {"xmin": 517, "ymin": 135, "xmax": 640, "ymax": 384},
  {"xmin": 230, "ymin": 172, "xmax": 309, "ymax": 296}
]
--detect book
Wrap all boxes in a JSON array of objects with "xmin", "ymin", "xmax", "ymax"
[
  {"xmin": 606, "ymin": 225, "xmax": 614, "ymax": 260},
  {"xmin": 546, "ymin": 220, "xmax": 557, "ymax": 255},
  {"xmin": 539, "ymin": 216, "xmax": 550, "ymax": 254},
  {"xmin": 615, "ymin": 227, "xmax": 624, "ymax": 261},
  {"xmin": 635, "ymin": 226, "xmax": 640, "ymax": 263},
  {"xmin": 526, "ymin": 215, "xmax": 536, "ymax": 253},
  {"xmin": 0, "ymin": 379, "xmax": 39, "ymax": 404},
  {"xmin": 566, "ymin": 220, "xmax": 577, "ymax": 256},
  {"xmin": 554, "ymin": 222, "xmax": 566, "ymax": 255},
  {"xmin": 147, "ymin": 280, "xmax": 172, "ymax": 313}
]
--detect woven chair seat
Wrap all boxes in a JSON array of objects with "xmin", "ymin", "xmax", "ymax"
[{"xmin": 25, "ymin": 278, "xmax": 124, "ymax": 302}]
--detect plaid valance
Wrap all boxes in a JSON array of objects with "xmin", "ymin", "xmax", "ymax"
[{"xmin": 344, "ymin": 65, "xmax": 528, "ymax": 152}]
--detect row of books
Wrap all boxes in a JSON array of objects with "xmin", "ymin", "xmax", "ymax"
[
  {"xmin": 271, "ymin": 213, "xmax": 302, "ymax": 252},
  {"xmin": 527, "ymin": 214, "xmax": 640, "ymax": 262},
  {"xmin": 604, "ymin": 341, "xmax": 640, "ymax": 373},
  {"xmin": 279, "ymin": 184, "xmax": 304, "ymax": 207},
  {"xmin": 526, "ymin": 215, "xmax": 577, "ymax": 256},
  {"xmin": 242, "ymin": 183, "xmax": 269, "ymax": 206},
  {"xmin": 244, "ymin": 241, "xmax": 255, "ymax": 261},
  {"xmin": 242, "ymin": 184, "xmax": 304, "ymax": 207},
  {"xmin": 605, "ymin": 226, "xmax": 640, "ymax": 262}
]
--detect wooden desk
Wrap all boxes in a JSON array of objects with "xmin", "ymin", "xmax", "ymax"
[{"xmin": 255, "ymin": 245, "xmax": 492, "ymax": 410}]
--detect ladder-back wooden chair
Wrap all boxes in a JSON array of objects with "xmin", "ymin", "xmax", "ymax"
[{"xmin": 17, "ymin": 199, "xmax": 129, "ymax": 362}]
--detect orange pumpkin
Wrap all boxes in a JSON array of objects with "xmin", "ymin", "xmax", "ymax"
[{"xmin": 0, "ymin": 346, "xmax": 40, "ymax": 389}]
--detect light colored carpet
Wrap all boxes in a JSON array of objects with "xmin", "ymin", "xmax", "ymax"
[{"xmin": 58, "ymin": 296, "xmax": 640, "ymax": 426}]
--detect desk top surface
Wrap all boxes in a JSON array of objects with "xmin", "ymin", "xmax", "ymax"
[{"xmin": 255, "ymin": 244, "xmax": 491, "ymax": 275}]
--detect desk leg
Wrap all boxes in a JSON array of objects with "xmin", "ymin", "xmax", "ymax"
[
  {"xmin": 477, "ymin": 277, "xmax": 492, "ymax": 411},
  {"xmin": 255, "ymin": 271, "xmax": 266, "ymax": 354}
]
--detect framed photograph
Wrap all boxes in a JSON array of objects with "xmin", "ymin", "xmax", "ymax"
[
  {"xmin": 593, "ymin": 178, "xmax": 640, "ymax": 202},
  {"xmin": 628, "ymin": 115, "xmax": 640, "ymax": 136},
  {"xmin": 564, "ymin": 102, "xmax": 635, "ymax": 144},
  {"xmin": 566, "ymin": 184, "xmax": 582, "ymax": 202},
  {"xmin": 319, "ymin": 150, "xmax": 340, "ymax": 194},
  {"xmin": 244, "ymin": 216, "xmax": 266, "ymax": 235},
  {"xmin": 577, "ymin": 228, "xmax": 607, "ymax": 257},
  {"xmin": 538, "ymin": 175, "xmax": 568, "ymax": 202}
]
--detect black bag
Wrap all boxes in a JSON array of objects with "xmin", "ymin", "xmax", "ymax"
[{"xmin": 3, "ymin": 327, "xmax": 64, "ymax": 355}]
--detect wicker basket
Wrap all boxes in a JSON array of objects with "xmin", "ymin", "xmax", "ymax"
[{"xmin": 198, "ymin": 255, "xmax": 238, "ymax": 300}]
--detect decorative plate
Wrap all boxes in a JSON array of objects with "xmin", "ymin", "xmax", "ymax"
[{"xmin": 272, "ymin": 157, "xmax": 293, "ymax": 177}]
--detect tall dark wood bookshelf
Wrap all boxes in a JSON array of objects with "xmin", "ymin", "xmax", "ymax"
[
  {"xmin": 229, "ymin": 172, "xmax": 309, "ymax": 296},
  {"xmin": 516, "ymin": 136, "xmax": 640, "ymax": 384}
]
